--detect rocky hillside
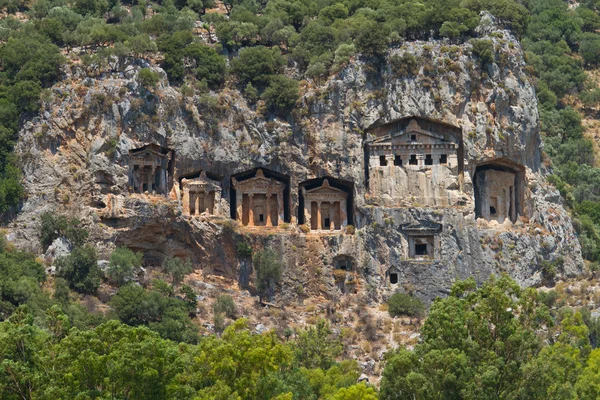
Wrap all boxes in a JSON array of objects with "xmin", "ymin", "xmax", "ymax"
[
  {"xmin": 6, "ymin": 13, "xmax": 582, "ymax": 303},
  {"xmin": 0, "ymin": 9, "xmax": 586, "ymax": 383}
]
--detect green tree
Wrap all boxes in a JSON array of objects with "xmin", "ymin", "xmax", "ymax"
[
  {"xmin": 55, "ymin": 245, "xmax": 101, "ymax": 294},
  {"xmin": 185, "ymin": 43, "xmax": 226, "ymax": 87},
  {"xmin": 387, "ymin": 292, "xmax": 425, "ymax": 318},
  {"xmin": 261, "ymin": 75, "xmax": 299, "ymax": 114},
  {"xmin": 161, "ymin": 257, "xmax": 193, "ymax": 285},
  {"xmin": 294, "ymin": 319, "xmax": 342, "ymax": 369},
  {"xmin": 380, "ymin": 275, "xmax": 552, "ymax": 399},
  {"xmin": 580, "ymin": 32, "xmax": 600, "ymax": 66},
  {"xmin": 356, "ymin": 21, "xmax": 390, "ymax": 58},
  {"xmin": 253, "ymin": 248, "xmax": 283, "ymax": 301},
  {"xmin": 231, "ymin": 46, "xmax": 285, "ymax": 88},
  {"xmin": 107, "ymin": 247, "xmax": 142, "ymax": 286}
]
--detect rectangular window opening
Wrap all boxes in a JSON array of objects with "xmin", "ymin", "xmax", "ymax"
[
  {"xmin": 411, "ymin": 134, "xmax": 417, "ymax": 142},
  {"xmin": 415, "ymin": 243, "xmax": 428, "ymax": 256},
  {"xmin": 259, "ymin": 214, "xmax": 264, "ymax": 222},
  {"xmin": 394, "ymin": 155, "xmax": 402, "ymax": 166},
  {"xmin": 390, "ymin": 273, "xmax": 398, "ymax": 284},
  {"xmin": 379, "ymin": 155, "xmax": 387, "ymax": 166},
  {"xmin": 409, "ymin": 155, "xmax": 418, "ymax": 165},
  {"xmin": 440, "ymin": 154, "xmax": 448, "ymax": 164},
  {"xmin": 425, "ymin": 154, "xmax": 433, "ymax": 165}
]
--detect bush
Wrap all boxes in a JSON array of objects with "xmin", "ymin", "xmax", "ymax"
[
  {"xmin": 161, "ymin": 257, "xmax": 193, "ymax": 286},
  {"xmin": 39, "ymin": 212, "xmax": 88, "ymax": 249},
  {"xmin": 55, "ymin": 245, "xmax": 102, "ymax": 295},
  {"xmin": 470, "ymin": 39, "xmax": 494, "ymax": 66},
  {"xmin": 138, "ymin": 68, "xmax": 161, "ymax": 88},
  {"xmin": 390, "ymin": 53, "xmax": 420, "ymax": 77},
  {"xmin": 185, "ymin": 43, "xmax": 226, "ymax": 88},
  {"xmin": 356, "ymin": 21, "xmax": 391, "ymax": 58},
  {"xmin": 231, "ymin": 46, "xmax": 285, "ymax": 88},
  {"xmin": 387, "ymin": 292, "xmax": 425, "ymax": 318},
  {"xmin": 213, "ymin": 294, "xmax": 236, "ymax": 318},
  {"xmin": 253, "ymin": 248, "xmax": 283, "ymax": 302},
  {"xmin": 261, "ymin": 75, "xmax": 299, "ymax": 114},
  {"xmin": 107, "ymin": 247, "xmax": 143, "ymax": 286}
]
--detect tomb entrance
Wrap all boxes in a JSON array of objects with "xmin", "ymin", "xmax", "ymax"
[
  {"xmin": 128, "ymin": 144, "xmax": 174, "ymax": 196},
  {"xmin": 180, "ymin": 171, "xmax": 222, "ymax": 216},
  {"xmin": 364, "ymin": 116, "xmax": 464, "ymax": 207},
  {"xmin": 474, "ymin": 160, "xmax": 524, "ymax": 223},
  {"xmin": 231, "ymin": 169, "xmax": 289, "ymax": 227},
  {"xmin": 298, "ymin": 177, "xmax": 354, "ymax": 232},
  {"xmin": 401, "ymin": 221, "xmax": 442, "ymax": 260}
]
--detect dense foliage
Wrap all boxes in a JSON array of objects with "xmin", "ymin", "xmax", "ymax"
[{"xmin": 380, "ymin": 275, "xmax": 600, "ymax": 399}]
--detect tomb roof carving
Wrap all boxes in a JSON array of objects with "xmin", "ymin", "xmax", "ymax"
[
  {"xmin": 304, "ymin": 179, "xmax": 349, "ymax": 199},
  {"xmin": 370, "ymin": 118, "xmax": 458, "ymax": 148},
  {"xmin": 400, "ymin": 220, "xmax": 443, "ymax": 235},
  {"xmin": 181, "ymin": 171, "xmax": 221, "ymax": 193},
  {"xmin": 232, "ymin": 169, "xmax": 286, "ymax": 193}
]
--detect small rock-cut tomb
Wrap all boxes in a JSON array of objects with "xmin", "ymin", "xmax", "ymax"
[
  {"xmin": 129, "ymin": 144, "xmax": 174, "ymax": 196},
  {"xmin": 366, "ymin": 117, "xmax": 464, "ymax": 206},
  {"xmin": 401, "ymin": 221, "xmax": 442, "ymax": 260},
  {"xmin": 302, "ymin": 179, "xmax": 349, "ymax": 231},
  {"xmin": 181, "ymin": 171, "xmax": 221, "ymax": 216},
  {"xmin": 232, "ymin": 169, "xmax": 286, "ymax": 227},
  {"xmin": 474, "ymin": 161, "xmax": 524, "ymax": 223}
]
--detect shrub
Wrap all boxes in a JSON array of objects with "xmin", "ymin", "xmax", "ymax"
[
  {"xmin": 236, "ymin": 241, "xmax": 253, "ymax": 258},
  {"xmin": 390, "ymin": 53, "xmax": 420, "ymax": 77},
  {"xmin": 387, "ymin": 292, "xmax": 425, "ymax": 318},
  {"xmin": 55, "ymin": 245, "xmax": 102, "ymax": 294},
  {"xmin": 253, "ymin": 248, "xmax": 283, "ymax": 302},
  {"xmin": 40, "ymin": 212, "xmax": 88, "ymax": 249},
  {"xmin": 231, "ymin": 46, "xmax": 285, "ymax": 88},
  {"xmin": 138, "ymin": 68, "xmax": 161, "ymax": 88},
  {"xmin": 470, "ymin": 39, "xmax": 495, "ymax": 66},
  {"xmin": 261, "ymin": 75, "xmax": 299, "ymax": 114},
  {"xmin": 213, "ymin": 294, "xmax": 236, "ymax": 318},
  {"xmin": 107, "ymin": 247, "xmax": 143, "ymax": 286},
  {"xmin": 161, "ymin": 257, "xmax": 193, "ymax": 286}
]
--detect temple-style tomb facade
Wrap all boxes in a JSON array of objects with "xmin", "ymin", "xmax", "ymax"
[
  {"xmin": 128, "ymin": 144, "xmax": 174, "ymax": 196},
  {"xmin": 181, "ymin": 171, "xmax": 221, "ymax": 216},
  {"xmin": 366, "ymin": 117, "xmax": 464, "ymax": 207},
  {"xmin": 232, "ymin": 169, "xmax": 285, "ymax": 227},
  {"xmin": 302, "ymin": 179, "xmax": 348, "ymax": 231}
]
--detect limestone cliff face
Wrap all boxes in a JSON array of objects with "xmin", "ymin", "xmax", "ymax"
[{"xmin": 7, "ymin": 14, "xmax": 583, "ymax": 302}]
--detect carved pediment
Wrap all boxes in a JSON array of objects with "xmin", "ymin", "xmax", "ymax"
[
  {"xmin": 182, "ymin": 171, "xmax": 221, "ymax": 192},
  {"xmin": 303, "ymin": 179, "xmax": 349, "ymax": 203},
  {"xmin": 370, "ymin": 118, "xmax": 459, "ymax": 149},
  {"xmin": 232, "ymin": 169, "xmax": 285, "ymax": 193},
  {"xmin": 400, "ymin": 220, "xmax": 442, "ymax": 235}
]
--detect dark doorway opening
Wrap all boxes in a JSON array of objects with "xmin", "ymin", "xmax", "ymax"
[{"xmin": 415, "ymin": 243, "xmax": 428, "ymax": 256}]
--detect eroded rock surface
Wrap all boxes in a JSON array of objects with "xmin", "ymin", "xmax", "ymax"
[{"xmin": 7, "ymin": 14, "xmax": 583, "ymax": 304}]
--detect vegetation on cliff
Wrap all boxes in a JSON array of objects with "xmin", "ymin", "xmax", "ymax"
[{"xmin": 2, "ymin": 231, "xmax": 600, "ymax": 399}]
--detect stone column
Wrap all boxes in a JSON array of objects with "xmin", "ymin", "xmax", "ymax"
[
  {"xmin": 236, "ymin": 192, "xmax": 243, "ymax": 222},
  {"xmin": 317, "ymin": 201, "xmax": 322, "ymax": 230},
  {"xmin": 196, "ymin": 194, "xmax": 201, "ymax": 215},
  {"xmin": 149, "ymin": 165, "xmax": 156, "ymax": 193},
  {"xmin": 248, "ymin": 194, "xmax": 255, "ymax": 227},
  {"xmin": 266, "ymin": 194, "xmax": 272, "ymax": 227},
  {"xmin": 329, "ymin": 201, "xmax": 335, "ymax": 231},
  {"xmin": 277, "ymin": 192, "xmax": 284, "ymax": 225}
]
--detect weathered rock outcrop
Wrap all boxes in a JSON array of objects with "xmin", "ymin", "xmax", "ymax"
[{"xmin": 7, "ymin": 14, "xmax": 583, "ymax": 303}]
